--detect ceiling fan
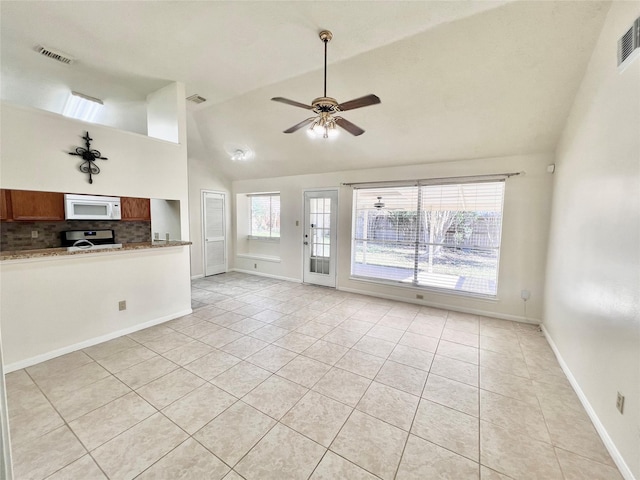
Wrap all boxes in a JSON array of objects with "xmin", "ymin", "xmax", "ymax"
[{"xmin": 272, "ymin": 30, "xmax": 381, "ymax": 138}]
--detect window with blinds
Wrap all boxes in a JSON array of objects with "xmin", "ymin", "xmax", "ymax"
[
  {"xmin": 351, "ymin": 181, "xmax": 505, "ymax": 296},
  {"xmin": 249, "ymin": 193, "xmax": 280, "ymax": 239}
]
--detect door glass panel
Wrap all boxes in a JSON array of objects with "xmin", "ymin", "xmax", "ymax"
[{"xmin": 309, "ymin": 197, "xmax": 331, "ymax": 274}]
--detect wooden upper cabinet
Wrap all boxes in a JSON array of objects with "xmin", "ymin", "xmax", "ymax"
[
  {"xmin": 121, "ymin": 197, "xmax": 151, "ymax": 221},
  {"xmin": 9, "ymin": 190, "xmax": 65, "ymax": 221},
  {"xmin": 0, "ymin": 189, "xmax": 12, "ymax": 221}
]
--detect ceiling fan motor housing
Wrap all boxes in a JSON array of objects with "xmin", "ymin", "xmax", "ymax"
[{"xmin": 312, "ymin": 97, "xmax": 339, "ymax": 113}]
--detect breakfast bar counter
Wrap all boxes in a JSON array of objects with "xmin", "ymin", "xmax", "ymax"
[
  {"xmin": 1, "ymin": 239, "xmax": 193, "ymax": 369},
  {"xmin": 0, "ymin": 240, "xmax": 192, "ymax": 262}
]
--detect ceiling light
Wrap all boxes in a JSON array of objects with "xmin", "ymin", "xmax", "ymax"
[
  {"xmin": 224, "ymin": 143, "xmax": 254, "ymax": 161},
  {"xmin": 62, "ymin": 91, "xmax": 103, "ymax": 122},
  {"xmin": 229, "ymin": 148, "xmax": 253, "ymax": 161}
]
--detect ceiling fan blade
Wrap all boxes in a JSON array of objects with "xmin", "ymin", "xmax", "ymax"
[
  {"xmin": 283, "ymin": 117, "xmax": 315, "ymax": 134},
  {"xmin": 271, "ymin": 97, "xmax": 314, "ymax": 110},
  {"xmin": 337, "ymin": 94, "xmax": 381, "ymax": 112},
  {"xmin": 335, "ymin": 117, "xmax": 365, "ymax": 136}
]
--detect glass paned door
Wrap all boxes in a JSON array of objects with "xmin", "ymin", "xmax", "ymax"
[{"xmin": 303, "ymin": 190, "xmax": 338, "ymax": 287}]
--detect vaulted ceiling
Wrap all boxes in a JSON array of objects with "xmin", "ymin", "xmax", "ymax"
[{"xmin": 1, "ymin": 1, "xmax": 610, "ymax": 180}]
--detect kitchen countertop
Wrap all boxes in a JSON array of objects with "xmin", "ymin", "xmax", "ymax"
[{"xmin": 0, "ymin": 241, "xmax": 192, "ymax": 262}]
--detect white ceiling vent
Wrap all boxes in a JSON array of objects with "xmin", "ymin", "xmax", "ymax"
[
  {"xmin": 187, "ymin": 94, "xmax": 207, "ymax": 104},
  {"xmin": 34, "ymin": 45, "xmax": 75, "ymax": 64},
  {"xmin": 617, "ymin": 17, "xmax": 640, "ymax": 69}
]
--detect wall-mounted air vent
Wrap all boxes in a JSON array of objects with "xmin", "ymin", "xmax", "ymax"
[
  {"xmin": 34, "ymin": 45, "xmax": 75, "ymax": 64},
  {"xmin": 617, "ymin": 17, "xmax": 640, "ymax": 68},
  {"xmin": 187, "ymin": 94, "xmax": 207, "ymax": 104}
]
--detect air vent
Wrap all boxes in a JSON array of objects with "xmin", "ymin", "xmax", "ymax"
[
  {"xmin": 186, "ymin": 94, "xmax": 207, "ymax": 104},
  {"xmin": 617, "ymin": 17, "xmax": 640, "ymax": 67},
  {"xmin": 34, "ymin": 45, "xmax": 75, "ymax": 64}
]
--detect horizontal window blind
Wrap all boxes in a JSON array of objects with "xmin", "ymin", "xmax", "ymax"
[
  {"xmin": 250, "ymin": 194, "xmax": 280, "ymax": 238},
  {"xmin": 351, "ymin": 181, "xmax": 505, "ymax": 296}
]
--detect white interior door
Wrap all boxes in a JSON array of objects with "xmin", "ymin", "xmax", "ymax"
[
  {"xmin": 203, "ymin": 191, "xmax": 226, "ymax": 276},
  {"xmin": 303, "ymin": 190, "xmax": 338, "ymax": 287}
]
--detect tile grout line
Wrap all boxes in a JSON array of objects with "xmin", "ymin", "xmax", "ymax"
[
  {"xmin": 392, "ymin": 311, "xmax": 448, "ymax": 480},
  {"xmin": 518, "ymin": 327, "xmax": 567, "ymax": 478},
  {"xmin": 11, "ymin": 273, "xmax": 606, "ymax": 479},
  {"xmin": 21, "ymin": 368, "xmax": 113, "ymax": 480}
]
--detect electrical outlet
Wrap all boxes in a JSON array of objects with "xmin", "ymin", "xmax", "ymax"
[
  {"xmin": 616, "ymin": 392, "xmax": 625, "ymax": 414},
  {"xmin": 254, "ymin": 263, "xmax": 257, "ymax": 269},
  {"xmin": 118, "ymin": 300, "xmax": 127, "ymax": 311},
  {"xmin": 296, "ymin": 220, "xmax": 299, "ymax": 226},
  {"xmin": 31, "ymin": 230, "xmax": 38, "ymax": 239},
  {"xmin": 416, "ymin": 294, "xmax": 424, "ymax": 300},
  {"xmin": 154, "ymin": 232, "xmax": 159, "ymax": 240}
]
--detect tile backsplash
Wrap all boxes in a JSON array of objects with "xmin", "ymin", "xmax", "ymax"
[{"xmin": 0, "ymin": 220, "xmax": 151, "ymax": 251}]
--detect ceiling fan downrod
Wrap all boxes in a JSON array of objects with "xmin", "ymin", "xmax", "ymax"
[{"xmin": 319, "ymin": 30, "xmax": 332, "ymax": 98}]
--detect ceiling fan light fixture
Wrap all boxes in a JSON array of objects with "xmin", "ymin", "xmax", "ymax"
[
  {"xmin": 373, "ymin": 196, "xmax": 385, "ymax": 209},
  {"xmin": 272, "ymin": 30, "xmax": 380, "ymax": 138},
  {"xmin": 307, "ymin": 113, "xmax": 339, "ymax": 139}
]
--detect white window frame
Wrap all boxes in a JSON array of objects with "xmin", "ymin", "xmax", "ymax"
[
  {"xmin": 248, "ymin": 193, "xmax": 280, "ymax": 241},
  {"xmin": 350, "ymin": 179, "xmax": 506, "ymax": 298}
]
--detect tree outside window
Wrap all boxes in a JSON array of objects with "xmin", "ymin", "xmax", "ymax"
[{"xmin": 250, "ymin": 194, "xmax": 280, "ymax": 239}]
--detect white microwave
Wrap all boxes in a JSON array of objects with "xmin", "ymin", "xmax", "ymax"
[{"xmin": 64, "ymin": 194, "xmax": 122, "ymax": 220}]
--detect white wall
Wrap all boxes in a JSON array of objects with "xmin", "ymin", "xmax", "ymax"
[
  {"xmin": 0, "ymin": 248, "xmax": 191, "ymax": 368},
  {"xmin": 187, "ymin": 155, "xmax": 232, "ymax": 278},
  {"xmin": 0, "ymin": 83, "xmax": 193, "ymax": 368},
  {"xmin": 0, "ymin": 334, "xmax": 13, "ymax": 479},
  {"xmin": 151, "ymin": 199, "xmax": 181, "ymax": 241},
  {"xmin": 147, "ymin": 83, "xmax": 182, "ymax": 144},
  {"xmin": 0, "ymin": 96, "xmax": 190, "ymax": 241},
  {"xmin": 233, "ymin": 153, "xmax": 553, "ymax": 322},
  {"xmin": 544, "ymin": 3, "xmax": 640, "ymax": 478},
  {"xmin": 0, "ymin": 102, "xmax": 185, "ymax": 202},
  {"xmin": 0, "ymin": 69, "xmax": 149, "ymax": 136}
]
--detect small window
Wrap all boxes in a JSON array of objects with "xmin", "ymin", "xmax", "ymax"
[{"xmin": 249, "ymin": 193, "xmax": 280, "ymax": 239}]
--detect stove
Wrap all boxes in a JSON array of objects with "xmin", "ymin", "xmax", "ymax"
[{"xmin": 61, "ymin": 229, "xmax": 122, "ymax": 251}]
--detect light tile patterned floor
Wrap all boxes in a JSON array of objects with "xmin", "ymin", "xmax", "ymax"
[{"xmin": 6, "ymin": 272, "xmax": 624, "ymax": 479}]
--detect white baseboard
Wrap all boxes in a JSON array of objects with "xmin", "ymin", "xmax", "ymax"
[
  {"xmin": 231, "ymin": 268, "xmax": 302, "ymax": 284},
  {"xmin": 337, "ymin": 286, "xmax": 540, "ymax": 324},
  {"xmin": 4, "ymin": 308, "xmax": 193, "ymax": 373},
  {"xmin": 541, "ymin": 325, "xmax": 635, "ymax": 480},
  {"xmin": 191, "ymin": 273, "xmax": 205, "ymax": 280}
]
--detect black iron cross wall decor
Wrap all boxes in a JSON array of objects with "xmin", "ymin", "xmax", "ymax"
[{"xmin": 68, "ymin": 131, "xmax": 108, "ymax": 184}]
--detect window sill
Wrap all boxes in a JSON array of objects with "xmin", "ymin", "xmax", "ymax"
[
  {"xmin": 348, "ymin": 275, "xmax": 499, "ymax": 302},
  {"xmin": 247, "ymin": 236, "xmax": 280, "ymax": 243},
  {"xmin": 237, "ymin": 253, "xmax": 281, "ymax": 263}
]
